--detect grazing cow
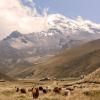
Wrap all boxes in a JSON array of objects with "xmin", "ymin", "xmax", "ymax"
[
  {"xmin": 42, "ymin": 89, "xmax": 48, "ymax": 94},
  {"xmin": 20, "ymin": 88, "xmax": 26, "ymax": 94},
  {"xmin": 45, "ymin": 86, "xmax": 52, "ymax": 92},
  {"xmin": 73, "ymin": 85, "xmax": 78, "ymax": 89},
  {"xmin": 32, "ymin": 87, "xmax": 39, "ymax": 99},
  {"xmin": 39, "ymin": 86, "xmax": 43, "ymax": 91},
  {"xmin": 79, "ymin": 84, "xmax": 86, "ymax": 89},
  {"xmin": 15, "ymin": 87, "xmax": 19, "ymax": 92},
  {"xmin": 53, "ymin": 87, "xmax": 62, "ymax": 94},
  {"xmin": 66, "ymin": 87, "xmax": 74, "ymax": 91},
  {"xmin": 61, "ymin": 88, "xmax": 71, "ymax": 96}
]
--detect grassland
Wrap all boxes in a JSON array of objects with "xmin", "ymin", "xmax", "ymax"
[{"xmin": 0, "ymin": 79, "xmax": 100, "ymax": 100}]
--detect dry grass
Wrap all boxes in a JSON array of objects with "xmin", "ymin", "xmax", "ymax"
[{"xmin": 0, "ymin": 80, "xmax": 100, "ymax": 100}]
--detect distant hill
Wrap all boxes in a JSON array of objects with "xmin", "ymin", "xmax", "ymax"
[
  {"xmin": 0, "ymin": 72, "xmax": 14, "ymax": 81},
  {"xmin": 19, "ymin": 39, "xmax": 100, "ymax": 79},
  {"xmin": 1, "ymin": 39, "xmax": 100, "ymax": 79}
]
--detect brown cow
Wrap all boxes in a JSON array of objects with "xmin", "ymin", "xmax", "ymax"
[
  {"xmin": 32, "ymin": 87, "xmax": 39, "ymax": 99},
  {"xmin": 15, "ymin": 87, "xmax": 19, "ymax": 92},
  {"xmin": 20, "ymin": 88, "xmax": 26, "ymax": 94},
  {"xmin": 53, "ymin": 87, "xmax": 62, "ymax": 94},
  {"xmin": 42, "ymin": 89, "xmax": 48, "ymax": 94},
  {"xmin": 39, "ymin": 86, "xmax": 43, "ymax": 91}
]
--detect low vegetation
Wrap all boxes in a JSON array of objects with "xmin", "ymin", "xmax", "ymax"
[{"xmin": 0, "ymin": 78, "xmax": 100, "ymax": 100}]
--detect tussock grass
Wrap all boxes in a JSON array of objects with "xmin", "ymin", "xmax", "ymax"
[{"xmin": 0, "ymin": 80, "xmax": 100, "ymax": 100}]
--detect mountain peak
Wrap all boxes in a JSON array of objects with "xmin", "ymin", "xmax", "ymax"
[
  {"xmin": 3, "ymin": 31, "xmax": 22, "ymax": 41},
  {"xmin": 9, "ymin": 31, "xmax": 22, "ymax": 38}
]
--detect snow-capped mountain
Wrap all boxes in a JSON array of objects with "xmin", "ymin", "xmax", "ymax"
[
  {"xmin": 0, "ymin": 14, "xmax": 100, "ymax": 76},
  {"xmin": 47, "ymin": 14, "xmax": 100, "ymax": 35},
  {"xmin": 1, "ymin": 14, "xmax": 100, "ymax": 57}
]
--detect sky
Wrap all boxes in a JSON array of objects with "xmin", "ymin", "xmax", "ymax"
[
  {"xmin": 0, "ymin": 0, "xmax": 49, "ymax": 39},
  {"xmin": 0, "ymin": 0, "xmax": 100, "ymax": 40},
  {"xmin": 22, "ymin": 0, "xmax": 100, "ymax": 23}
]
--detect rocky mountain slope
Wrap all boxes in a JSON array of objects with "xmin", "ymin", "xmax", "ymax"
[
  {"xmin": 5, "ymin": 39, "xmax": 100, "ymax": 79},
  {"xmin": 0, "ymin": 14, "xmax": 100, "ymax": 79}
]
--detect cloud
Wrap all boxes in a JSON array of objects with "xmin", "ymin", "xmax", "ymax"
[
  {"xmin": 28, "ymin": 0, "xmax": 33, "ymax": 3},
  {"xmin": 0, "ymin": 0, "xmax": 49, "ymax": 40}
]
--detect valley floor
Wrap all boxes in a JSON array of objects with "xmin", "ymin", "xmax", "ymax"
[{"xmin": 0, "ymin": 79, "xmax": 100, "ymax": 100}]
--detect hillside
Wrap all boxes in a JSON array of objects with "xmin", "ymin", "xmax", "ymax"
[
  {"xmin": 0, "ymin": 72, "xmax": 14, "ymax": 81},
  {"xmin": 85, "ymin": 68, "xmax": 100, "ymax": 81},
  {"xmin": 0, "ymin": 13, "xmax": 100, "ymax": 79},
  {"xmin": 16, "ymin": 39, "xmax": 100, "ymax": 79}
]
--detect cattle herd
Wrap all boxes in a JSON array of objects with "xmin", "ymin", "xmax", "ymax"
[{"xmin": 15, "ymin": 85, "xmax": 75, "ymax": 99}]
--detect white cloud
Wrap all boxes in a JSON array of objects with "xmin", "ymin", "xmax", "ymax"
[{"xmin": 0, "ymin": 0, "xmax": 49, "ymax": 39}]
